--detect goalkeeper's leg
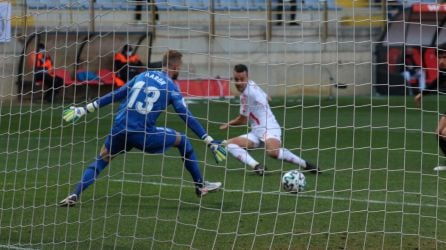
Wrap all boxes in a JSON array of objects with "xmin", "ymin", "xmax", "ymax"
[
  {"xmin": 137, "ymin": 128, "xmax": 220, "ymax": 196},
  {"xmin": 73, "ymin": 155, "xmax": 109, "ymax": 196},
  {"xmin": 174, "ymin": 133, "xmax": 221, "ymax": 196},
  {"xmin": 176, "ymin": 133, "xmax": 203, "ymax": 186},
  {"xmin": 71, "ymin": 133, "xmax": 127, "ymax": 197},
  {"xmin": 60, "ymin": 134, "xmax": 125, "ymax": 206},
  {"xmin": 59, "ymin": 151, "xmax": 110, "ymax": 207}
]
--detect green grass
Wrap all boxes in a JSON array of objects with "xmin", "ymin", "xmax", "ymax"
[{"xmin": 1, "ymin": 95, "xmax": 446, "ymax": 249}]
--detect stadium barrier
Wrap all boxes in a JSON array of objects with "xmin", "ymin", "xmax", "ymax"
[{"xmin": 175, "ymin": 78, "xmax": 232, "ymax": 99}]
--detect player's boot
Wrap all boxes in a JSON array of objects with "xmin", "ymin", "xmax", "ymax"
[
  {"xmin": 195, "ymin": 181, "xmax": 222, "ymax": 197},
  {"xmin": 304, "ymin": 162, "xmax": 321, "ymax": 174},
  {"xmin": 253, "ymin": 164, "xmax": 266, "ymax": 176},
  {"xmin": 59, "ymin": 194, "xmax": 78, "ymax": 207}
]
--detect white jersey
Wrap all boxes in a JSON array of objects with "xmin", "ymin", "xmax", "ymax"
[{"xmin": 240, "ymin": 80, "xmax": 281, "ymax": 133}]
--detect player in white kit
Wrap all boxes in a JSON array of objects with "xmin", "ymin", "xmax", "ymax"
[{"xmin": 219, "ymin": 64, "xmax": 320, "ymax": 176}]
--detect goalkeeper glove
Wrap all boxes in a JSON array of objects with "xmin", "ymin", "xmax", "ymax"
[
  {"xmin": 62, "ymin": 102, "xmax": 98, "ymax": 123},
  {"xmin": 203, "ymin": 135, "xmax": 227, "ymax": 163}
]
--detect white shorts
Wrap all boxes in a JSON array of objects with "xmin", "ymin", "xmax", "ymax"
[{"xmin": 240, "ymin": 127, "xmax": 282, "ymax": 148}]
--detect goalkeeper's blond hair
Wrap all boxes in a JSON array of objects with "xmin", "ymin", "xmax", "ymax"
[{"xmin": 162, "ymin": 50, "xmax": 183, "ymax": 69}]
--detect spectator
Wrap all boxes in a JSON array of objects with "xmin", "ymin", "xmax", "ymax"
[
  {"xmin": 34, "ymin": 43, "xmax": 64, "ymax": 103},
  {"xmin": 114, "ymin": 44, "xmax": 144, "ymax": 85},
  {"xmin": 135, "ymin": 0, "xmax": 159, "ymax": 24},
  {"xmin": 275, "ymin": 0, "xmax": 302, "ymax": 26},
  {"xmin": 403, "ymin": 48, "xmax": 426, "ymax": 96}
]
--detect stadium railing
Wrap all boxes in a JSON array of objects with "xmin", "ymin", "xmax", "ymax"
[{"xmin": 27, "ymin": 0, "xmax": 340, "ymax": 11}]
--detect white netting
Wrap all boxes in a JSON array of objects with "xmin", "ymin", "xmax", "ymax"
[{"xmin": 1, "ymin": 0, "xmax": 446, "ymax": 249}]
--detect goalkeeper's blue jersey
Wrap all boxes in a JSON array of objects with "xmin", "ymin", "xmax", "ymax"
[{"xmin": 95, "ymin": 70, "xmax": 207, "ymax": 139}]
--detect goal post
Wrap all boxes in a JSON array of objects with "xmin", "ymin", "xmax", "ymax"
[{"xmin": 1, "ymin": 0, "xmax": 446, "ymax": 249}]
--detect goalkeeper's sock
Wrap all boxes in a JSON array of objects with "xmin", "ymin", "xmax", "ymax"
[
  {"xmin": 278, "ymin": 148, "xmax": 306, "ymax": 167},
  {"xmin": 73, "ymin": 156, "xmax": 109, "ymax": 196},
  {"xmin": 177, "ymin": 135, "xmax": 202, "ymax": 185},
  {"xmin": 227, "ymin": 143, "xmax": 259, "ymax": 168},
  {"xmin": 439, "ymin": 136, "xmax": 446, "ymax": 156}
]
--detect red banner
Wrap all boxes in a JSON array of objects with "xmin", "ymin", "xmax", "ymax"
[
  {"xmin": 412, "ymin": 3, "xmax": 446, "ymax": 13},
  {"xmin": 175, "ymin": 78, "xmax": 232, "ymax": 98}
]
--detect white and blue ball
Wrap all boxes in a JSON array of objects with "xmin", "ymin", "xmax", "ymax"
[{"xmin": 282, "ymin": 170, "xmax": 306, "ymax": 193}]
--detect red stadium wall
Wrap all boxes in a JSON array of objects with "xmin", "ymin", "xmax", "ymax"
[{"xmin": 174, "ymin": 78, "xmax": 232, "ymax": 98}]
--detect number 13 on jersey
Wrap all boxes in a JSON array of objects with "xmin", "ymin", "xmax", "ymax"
[{"xmin": 127, "ymin": 81, "xmax": 161, "ymax": 115}]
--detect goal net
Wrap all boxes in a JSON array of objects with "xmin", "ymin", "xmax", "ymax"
[{"xmin": 1, "ymin": 0, "xmax": 446, "ymax": 248}]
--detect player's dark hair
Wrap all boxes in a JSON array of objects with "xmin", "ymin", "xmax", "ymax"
[
  {"xmin": 439, "ymin": 42, "xmax": 446, "ymax": 55},
  {"xmin": 234, "ymin": 64, "xmax": 248, "ymax": 73},
  {"xmin": 37, "ymin": 43, "xmax": 45, "ymax": 51},
  {"xmin": 122, "ymin": 44, "xmax": 133, "ymax": 54},
  {"xmin": 162, "ymin": 50, "xmax": 183, "ymax": 67}
]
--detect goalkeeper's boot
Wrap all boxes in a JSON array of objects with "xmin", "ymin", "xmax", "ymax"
[
  {"xmin": 59, "ymin": 194, "xmax": 78, "ymax": 207},
  {"xmin": 304, "ymin": 162, "xmax": 321, "ymax": 174},
  {"xmin": 195, "ymin": 181, "xmax": 222, "ymax": 197},
  {"xmin": 253, "ymin": 164, "xmax": 266, "ymax": 176}
]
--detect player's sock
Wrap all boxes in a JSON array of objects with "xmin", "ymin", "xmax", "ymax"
[
  {"xmin": 278, "ymin": 148, "xmax": 306, "ymax": 167},
  {"xmin": 177, "ymin": 135, "xmax": 203, "ymax": 185},
  {"xmin": 73, "ymin": 156, "xmax": 109, "ymax": 196},
  {"xmin": 227, "ymin": 143, "xmax": 259, "ymax": 168},
  {"xmin": 438, "ymin": 136, "xmax": 446, "ymax": 156}
]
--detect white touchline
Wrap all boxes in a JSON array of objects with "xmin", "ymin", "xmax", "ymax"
[
  {"xmin": 0, "ymin": 244, "xmax": 37, "ymax": 250},
  {"xmin": 111, "ymin": 179, "xmax": 446, "ymax": 209},
  {"xmin": 434, "ymin": 166, "xmax": 446, "ymax": 171}
]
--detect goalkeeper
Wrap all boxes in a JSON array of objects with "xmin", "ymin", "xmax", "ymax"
[
  {"xmin": 59, "ymin": 50, "xmax": 226, "ymax": 207},
  {"xmin": 219, "ymin": 64, "xmax": 320, "ymax": 176}
]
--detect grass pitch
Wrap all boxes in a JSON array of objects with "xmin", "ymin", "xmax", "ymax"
[{"xmin": 1, "ymin": 95, "xmax": 445, "ymax": 249}]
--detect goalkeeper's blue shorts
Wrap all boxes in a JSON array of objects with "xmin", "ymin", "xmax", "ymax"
[{"xmin": 104, "ymin": 127, "xmax": 178, "ymax": 155}]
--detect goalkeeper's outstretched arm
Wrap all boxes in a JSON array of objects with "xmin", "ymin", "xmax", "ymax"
[
  {"xmin": 171, "ymin": 97, "xmax": 227, "ymax": 163},
  {"xmin": 62, "ymin": 84, "xmax": 129, "ymax": 123}
]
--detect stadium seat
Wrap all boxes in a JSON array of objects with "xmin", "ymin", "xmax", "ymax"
[
  {"xmin": 97, "ymin": 69, "xmax": 118, "ymax": 85},
  {"xmin": 388, "ymin": 47, "xmax": 404, "ymax": 74},
  {"xmin": 75, "ymin": 69, "xmax": 100, "ymax": 85},
  {"xmin": 53, "ymin": 68, "xmax": 74, "ymax": 86},
  {"xmin": 57, "ymin": 0, "xmax": 89, "ymax": 10},
  {"xmin": 250, "ymin": 0, "xmax": 267, "ymax": 11},
  {"xmin": 422, "ymin": 48, "xmax": 438, "ymax": 86},
  {"xmin": 185, "ymin": 0, "xmax": 209, "ymax": 10},
  {"xmin": 26, "ymin": 0, "xmax": 339, "ymax": 11},
  {"xmin": 304, "ymin": 0, "xmax": 339, "ymax": 11},
  {"xmin": 96, "ymin": 0, "xmax": 122, "ymax": 10},
  {"xmin": 165, "ymin": 0, "xmax": 188, "ymax": 10},
  {"xmin": 27, "ymin": 0, "xmax": 47, "ymax": 9},
  {"xmin": 215, "ymin": 0, "xmax": 240, "ymax": 11},
  {"xmin": 156, "ymin": 0, "xmax": 169, "ymax": 11},
  {"xmin": 28, "ymin": 0, "xmax": 91, "ymax": 10}
]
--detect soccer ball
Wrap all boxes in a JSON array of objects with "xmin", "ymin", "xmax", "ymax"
[{"xmin": 282, "ymin": 170, "xmax": 306, "ymax": 193}]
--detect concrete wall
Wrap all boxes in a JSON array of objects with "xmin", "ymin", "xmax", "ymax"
[
  {"xmin": 0, "ymin": 38, "xmax": 22, "ymax": 103},
  {"xmin": 2, "ymin": 6, "xmax": 383, "ymax": 101}
]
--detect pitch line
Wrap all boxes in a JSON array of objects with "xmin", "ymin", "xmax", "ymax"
[
  {"xmin": 0, "ymin": 244, "xmax": 37, "ymax": 250},
  {"xmin": 111, "ymin": 179, "xmax": 446, "ymax": 209}
]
